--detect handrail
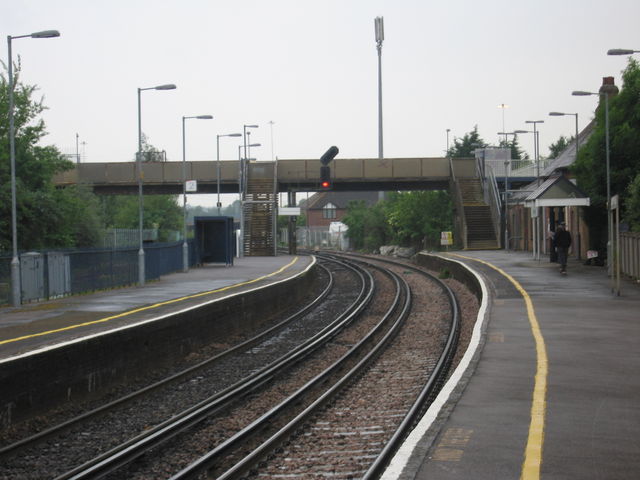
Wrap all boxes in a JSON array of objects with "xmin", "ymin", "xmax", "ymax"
[{"xmin": 486, "ymin": 165, "xmax": 502, "ymax": 248}]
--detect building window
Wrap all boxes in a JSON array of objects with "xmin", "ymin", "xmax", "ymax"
[{"xmin": 323, "ymin": 202, "xmax": 337, "ymax": 219}]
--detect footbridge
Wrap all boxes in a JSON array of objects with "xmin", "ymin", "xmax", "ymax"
[{"xmin": 53, "ymin": 157, "xmax": 531, "ymax": 253}]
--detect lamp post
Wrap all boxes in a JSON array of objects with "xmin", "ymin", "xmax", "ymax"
[
  {"xmin": 497, "ymin": 103, "xmax": 509, "ymax": 142},
  {"xmin": 216, "ymin": 133, "xmax": 242, "ymax": 215},
  {"xmin": 446, "ymin": 128, "xmax": 451, "ymax": 154},
  {"xmin": 573, "ymin": 89, "xmax": 614, "ymax": 273},
  {"xmin": 181, "ymin": 114, "xmax": 213, "ymax": 272},
  {"xmin": 497, "ymin": 132, "xmax": 520, "ymax": 251},
  {"xmin": 375, "ymin": 16, "xmax": 384, "ymax": 159},
  {"xmin": 137, "ymin": 83, "xmax": 176, "ymax": 285},
  {"xmin": 7, "ymin": 29, "xmax": 60, "ymax": 306},
  {"xmin": 549, "ymin": 111, "xmax": 582, "ymax": 259},
  {"xmin": 525, "ymin": 120, "xmax": 544, "ymax": 185}
]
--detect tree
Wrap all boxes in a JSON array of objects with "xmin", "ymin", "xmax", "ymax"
[
  {"xmin": 548, "ymin": 135, "xmax": 573, "ymax": 159},
  {"xmin": 499, "ymin": 135, "xmax": 528, "ymax": 161},
  {"xmin": 573, "ymin": 58, "xmax": 640, "ymax": 242},
  {"xmin": 342, "ymin": 200, "xmax": 391, "ymax": 251},
  {"xmin": 1, "ymin": 60, "xmax": 103, "ymax": 251},
  {"xmin": 386, "ymin": 191, "xmax": 453, "ymax": 249},
  {"xmin": 447, "ymin": 126, "xmax": 486, "ymax": 157},
  {"xmin": 101, "ymin": 194, "xmax": 182, "ymax": 242},
  {"xmin": 626, "ymin": 174, "xmax": 640, "ymax": 231}
]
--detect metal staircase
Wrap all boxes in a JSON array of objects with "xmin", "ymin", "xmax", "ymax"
[
  {"xmin": 458, "ymin": 178, "xmax": 500, "ymax": 250},
  {"xmin": 242, "ymin": 162, "xmax": 277, "ymax": 256}
]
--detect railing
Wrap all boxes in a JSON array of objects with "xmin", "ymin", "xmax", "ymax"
[
  {"xmin": 485, "ymin": 158, "xmax": 551, "ymax": 178},
  {"xmin": 621, "ymin": 232, "xmax": 640, "ymax": 281},
  {"xmin": 449, "ymin": 158, "xmax": 467, "ymax": 249},
  {"xmin": 484, "ymin": 165, "xmax": 503, "ymax": 248},
  {"xmin": 0, "ymin": 241, "xmax": 194, "ymax": 305}
]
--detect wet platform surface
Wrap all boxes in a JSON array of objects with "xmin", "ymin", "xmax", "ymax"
[
  {"xmin": 0, "ymin": 255, "xmax": 312, "ymax": 361},
  {"xmin": 385, "ymin": 250, "xmax": 640, "ymax": 480}
]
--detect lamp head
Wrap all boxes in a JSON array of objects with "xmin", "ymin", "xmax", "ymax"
[
  {"xmin": 549, "ymin": 112, "xmax": 565, "ymax": 116},
  {"xmin": 196, "ymin": 115, "xmax": 213, "ymax": 119},
  {"xmin": 31, "ymin": 30, "xmax": 60, "ymax": 38},
  {"xmin": 607, "ymin": 48, "xmax": 636, "ymax": 56},
  {"xmin": 572, "ymin": 91, "xmax": 593, "ymax": 96},
  {"xmin": 155, "ymin": 84, "xmax": 176, "ymax": 90}
]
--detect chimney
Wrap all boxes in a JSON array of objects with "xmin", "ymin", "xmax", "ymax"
[{"xmin": 599, "ymin": 76, "xmax": 619, "ymax": 97}]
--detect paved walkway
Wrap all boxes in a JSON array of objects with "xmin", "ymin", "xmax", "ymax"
[
  {"xmin": 0, "ymin": 255, "xmax": 312, "ymax": 361},
  {"xmin": 384, "ymin": 250, "xmax": 640, "ymax": 480}
]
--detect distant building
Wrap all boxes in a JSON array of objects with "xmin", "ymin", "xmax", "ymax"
[
  {"xmin": 296, "ymin": 191, "xmax": 380, "ymax": 249},
  {"xmin": 302, "ymin": 191, "xmax": 380, "ymax": 228}
]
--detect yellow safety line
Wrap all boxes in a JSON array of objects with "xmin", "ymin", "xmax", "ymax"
[
  {"xmin": 450, "ymin": 253, "xmax": 547, "ymax": 480},
  {"xmin": 1, "ymin": 257, "xmax": 300, "ymax": 347}
]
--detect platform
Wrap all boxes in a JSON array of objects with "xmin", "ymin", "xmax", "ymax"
[
  {"xmin": 384, "ymin": 250, "xmax": 640, "ymax": 480},
  {"xmin": 0, "ymin": 255, "xmax": 313, "ymax": 361}
]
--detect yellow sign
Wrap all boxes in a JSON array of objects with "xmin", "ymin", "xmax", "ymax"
[{"xmin": 440, "ymin": 231, "xmax": 453, "ymax": 245}]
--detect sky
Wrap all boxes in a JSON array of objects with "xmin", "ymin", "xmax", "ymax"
[{"xmin": 4, "ymin": 0, "xmax": 640, "ymax": 206}]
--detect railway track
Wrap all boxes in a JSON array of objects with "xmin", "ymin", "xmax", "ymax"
[
  {"xmin": 1, "ymin": 252, "xmax": 478, "ymax": 480},
  {"xmin": 0, "ymin": 258, "xmax": 364, "ymax": 479}
]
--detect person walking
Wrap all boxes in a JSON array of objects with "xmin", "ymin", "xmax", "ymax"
[{"xmin": 553, "ymin": 221, "xmax": 572, "ymax": 274}]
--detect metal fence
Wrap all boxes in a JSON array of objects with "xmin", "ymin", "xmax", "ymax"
[
  {"xmin": 0, "ymin": 241, "xmax": 193, "ymax": 305},
  {"xmin": 621, "ymin": 232, "xmax": 640, "ymax": 281}
]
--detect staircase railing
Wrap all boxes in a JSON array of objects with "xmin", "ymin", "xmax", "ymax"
[
  {"xmin": 449, "ymin": 158, "xmax": 467, "ymax": 250},
  {"xmin": 485, "ymin": 165, "xmax": 503, "ymax": 248}
]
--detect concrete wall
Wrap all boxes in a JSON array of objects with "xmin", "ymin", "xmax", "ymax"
[
  {"xmin": 0, "ymin": 266, "xmax": 319, "ymax": 427},
  {"xmin": 415, "ymin": 252, "xmax": 483, "ymax": 302}
]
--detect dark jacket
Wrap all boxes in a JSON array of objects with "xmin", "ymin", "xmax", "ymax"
[{"xmin": 554, "ymin": 228, "xmax": 572, "ymax": 248}]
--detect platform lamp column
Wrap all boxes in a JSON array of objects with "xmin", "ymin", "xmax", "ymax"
[
  {"xmin": 8, "ymin": 29, "xmax": 60, "ymax": 306},
  {"xmin": 181, "ymin": 114, "xmax": 213, "ymax": 272},
  {"xmin": 549, "ymin": 111, "xmax": 580, "ymax": 258},
  {"xmin": 137, "ymin": 83, "xmax": 176, "ymax": 285},
  {"xmin": 216, "ymin": 133, "xmax": 242, "ymax": 215},
  {"xmin": 573, "ymin": 89, "xmax": 614, "ymax": 277}
]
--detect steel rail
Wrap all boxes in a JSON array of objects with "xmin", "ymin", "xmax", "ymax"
[
  {"xmin": 177, "ymin": 260, "xmax": 410, "ymax": 480},
  {"xmin": 54, "ymin": 257, "xmax": 372, "ymax": 480},
  {"xmin": 0, "ymin": 263, "xmax": 334, "ymax": 460}
]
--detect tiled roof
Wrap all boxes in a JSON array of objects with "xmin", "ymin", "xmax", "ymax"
[{"xmin": 304, "ymin": 191, "xmax": 380, "ymax": 210}]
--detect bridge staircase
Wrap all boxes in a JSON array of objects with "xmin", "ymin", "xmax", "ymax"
[
  {"xmin": 459, "ymin": 178, "xmax": 500, "ymax": 250},
  {"xmin": 242, "ymin": 162, "xmax": 277, "ymax": 256}
]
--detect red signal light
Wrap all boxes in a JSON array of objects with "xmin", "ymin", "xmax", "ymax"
[{"xmin": 321, "ymin": 180, "xmax": 331, "ymax": 189}]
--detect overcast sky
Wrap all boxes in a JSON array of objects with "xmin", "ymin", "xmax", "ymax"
[{"xmin": 4, "ymin": 0, "xmax": 639, "ymax": 205}]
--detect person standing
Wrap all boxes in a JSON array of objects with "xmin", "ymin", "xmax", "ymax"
[{"xmin": 553, "ymin": 222, "xmax": 572, "ymax": 274}]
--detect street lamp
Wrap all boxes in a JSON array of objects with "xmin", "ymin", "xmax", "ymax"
[
  {"xmin": 137, "ymin": 83, "xmax": 176, "ymax": 285},
  {"xmin": 497, "ymin": 132, "xmax": 520, "ymax": 251},
  {"xmin": 549, "ymin": 111, "xmax": 582, "ymax": 260},
  {"xmin": 375, "ymin": 16, "xmax": 384, "ymax": 159},
  {"xmin": 216, "ymin": 133, "xmax": 242, "ymax": 215},
  {"xmin": 181, "ymin": 114, "xmax": 213, "ymax": 272},
  {"xmin": 573, "ymin": 89, "xmax": 614, "ymax": 273},
  {"xmin": 525, "ymin": 120, "xmax": 544, "ymax": 184},
  {"xmin": 7, "ymin": 29, "xmax": 60, "ymax": 306}
]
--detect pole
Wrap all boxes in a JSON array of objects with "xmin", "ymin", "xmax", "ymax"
[
  {"xmin": 217, "ymin": 135, "xmax": 221, "ymax": 215},
  {"xmin": 504, "ymin": 159, "xmax": 509, "ymax": 250},
  {"xmin": 181, "ymin": 117, "xmax": 188, "ymax": 272},
  {"xmin": 137, "ymin": 88, "xmax": 146, "ymax": 285},
  {"xmin": 8, "ymin": 35, "xmax": 21, "ymax": 306},
  {"xmin": 574, "ymin": 113, "xmax": 581, "ymax": 260},
  {"xmin": 377, "ymin": 41, "xmax": 383, "ymax": 159},
  {"xmin": 605, "ymin": 93, "xmax": 612, "ymax": 280}
]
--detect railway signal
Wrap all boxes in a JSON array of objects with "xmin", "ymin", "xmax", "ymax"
[{"xmin": 319, "ymin": 146, "xmax": 338, "ymax": 190}]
